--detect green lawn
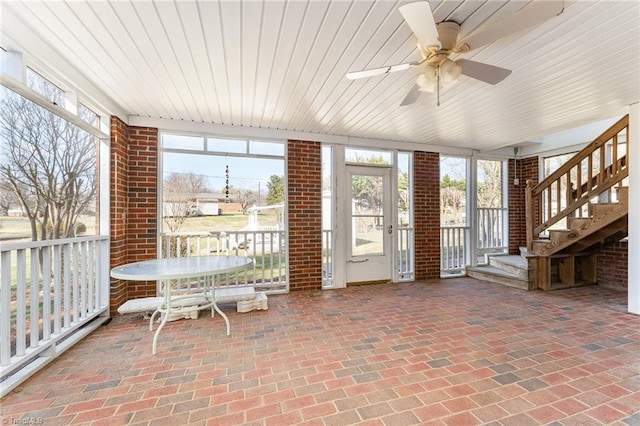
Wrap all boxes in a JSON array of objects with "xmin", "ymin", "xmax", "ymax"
[
  {"xmin": 0, "ymin": 212, "xmax": 277, "ymax": 242},
  {"xmin": 166, "ymin": 211, "xmax": 278, "ymax": 233},
  {"xmin": 0, "ymin": 215, "xmax": 97, "ymax": 242}
]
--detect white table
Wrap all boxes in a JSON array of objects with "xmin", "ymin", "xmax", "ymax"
[{"xmin": 110, "ymin": 256, "xmax": 252, "ymax": 355}]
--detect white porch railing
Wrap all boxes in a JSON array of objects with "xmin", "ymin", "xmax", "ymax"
[
  {"xmin": 441, "ymin": 226, "xmax": 468, "ymax": 274},
  {"xmin": 477, "ymin": 207, "xmax": 508, "ymax": 258},
  {"xmin": 321, "ymin": 227, "xmax": 414, "ymax": 286},
  {"xmin": 397, "ymin": 226, "xmax": 414, "ymax": 280},
  {"xmin": 322, "ymin": 230, "xmax": 333, "ymax": 288},
  {"xmin": 441, "ymin": 208, "xmax": 509, "ymax": 275},
  {"xmin": 159, "ymin": 230, "xmax": 288, "ymax": 293},
  {"xmin": 0, "ymin": 236, "xmax": 110, "ymax": 397}
]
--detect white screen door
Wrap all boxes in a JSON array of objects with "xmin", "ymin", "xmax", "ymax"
[{"xmin": 346, "ymin": 165, "xmax": 392, "ymax": 284}]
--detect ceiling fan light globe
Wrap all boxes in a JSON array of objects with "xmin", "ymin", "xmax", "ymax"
[
  {"xmin": 416, "ymin": 64, "xmax": 437, "ymax": 92},
  {"xmin": 440, "ymin": 59, "xmax": 462, "ymax": 88},
  {"xmin": 416, "ymin": 74, "xmax": 435, "ymax": 92}
]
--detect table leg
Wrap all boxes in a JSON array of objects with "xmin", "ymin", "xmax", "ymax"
[
  {"xmin": 150, "ymin": 280, "xmax": 173, "ymax": 355},
  {"xmin": 213, "ymin": 303, "xmax": 230, "ymax": 336},
  {"xmin": 212, "ymin": 275, "xmax": 230, "ymax": 336}
]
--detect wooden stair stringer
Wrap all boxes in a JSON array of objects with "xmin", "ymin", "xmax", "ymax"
[{"xmin": 531, "ymin": 197, "xmax": 627, "ymax": 257}]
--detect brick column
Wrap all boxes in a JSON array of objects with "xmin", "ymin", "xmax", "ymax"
[
  {"xmin": 110, "ymin": 117, "xmax": 129, "ymax": 314},
  {"xmin": 414, "ymin": 151, "xmax": 440, "ymax": 280},
  {"xmin": 126, "ymin": 127, "xmax": 158, "ymax": 299},
  {"xmin": 508, "ymin": 156, "xmax": 539, "ymax": 254},
  {"xmin": 287, "ymin": 140, "xmax": 323, "ymax": 291},
  {"xmin": 109, "ymin": 118, "xmax": 159, "ymax": 314}
]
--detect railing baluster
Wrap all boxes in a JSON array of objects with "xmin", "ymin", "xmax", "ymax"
[
  {"xmin": 30, "ymin": 247, "xmax": 39, "ymax": 349},
  {"xmin": 42, "ymin": 246, "xmax": 51, "ymax": 340},
  {"xmin": 63, "ymin": 244, "xmax": 71, "ymax": 328},
  {"xmin": 1, "ymin": 251, "xmax": 12, "ymax": 365},
  {"xmin": 88, "ymin": 240, "xmax": 95, "ymax": 312},
  {"xmin": 72, "ymin": 242, "xmax": 80, "ymax": 323},
  {"xmin": 81, "ymin": 241, "xmax": 88, "ymax": 318},
  {"xmin": 53, "ymin": 245, "xmax": 62, "ymax": 334},
  {"xmin": 612, "ymin": 134, "xmax": 618, "ymax": 175},
  {"xmin": 599, "ymin": 145, "xmax": 605, "ymax": 187},
  {"xmin": 16, "ymin": 249, "xmax": 27, "ymax": 356}
]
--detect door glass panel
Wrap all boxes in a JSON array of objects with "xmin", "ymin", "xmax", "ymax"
[
  {"xmin": 351, "ymin": 174, "xmax": 384, "ymax": 257},
  {"xmin": 352, "ymin": 216, "xmax": 384, "ymax": 256}
]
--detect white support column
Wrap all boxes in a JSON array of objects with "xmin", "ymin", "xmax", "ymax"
[
  {"xmin": 628, "ymin": 103, "xmax": 640, "ymax": 315},
  {"xmin": 391, "ymin": 152, "xmax": 399, "ymax": 282},
  {"xmin": 333, "ymin": 145, "xmax": 347, "ymax": 289},
  {"xmin": 468, "ymin": 153, "xmax": 478, "ymax": 267}
]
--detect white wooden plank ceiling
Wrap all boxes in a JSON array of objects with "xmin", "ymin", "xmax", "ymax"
[{"xmin": 1, "ymin": 0, "xmax": 639, "ymax": 151}]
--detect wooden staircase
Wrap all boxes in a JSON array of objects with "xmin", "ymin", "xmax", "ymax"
[{"xmin": 470, "ymin": 115, "xmax": 629, "ymax": 290}]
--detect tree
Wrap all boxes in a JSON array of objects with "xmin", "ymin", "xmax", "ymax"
[
  {"xmin": 266, "ymin": 175, "xmax": 284, "ymax": 205},
  {"xmin": 0, "ymin": 178, "xmax": 16, "ymax": 216},
  {"xmin": 397, "ymin": 171, "xmax": 410, "ymax": 224},
  {"xmin": 440, "ymin": 174, "xmax": 465, "ymax": 224},
  {"xmin": 350, "ymin": 155, "xmax": 389, "ymax": 217},
  {"xmin": 236, "ymin": 188, "xmax": 258, "ymax": 214},
  {"xmin": 0, "ymin": 85, "xmax": 96, "ymax": 241},
  {"xmin": 477, "ymin": 160, "xmax": 502, "ymax": 208},
  {"xmin": 162, "ymin": 172, "xmax": 208, "ymax": 232}
]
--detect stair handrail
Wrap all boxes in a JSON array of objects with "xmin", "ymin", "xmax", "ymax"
[{"xmin": 525, "ymin": 115, "xmax": 629, "ymax": 250}]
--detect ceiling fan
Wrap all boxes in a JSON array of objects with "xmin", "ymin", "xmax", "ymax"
[{"xmin": 346, "ymin": 1, "xmax": 565, "ymax": 106}]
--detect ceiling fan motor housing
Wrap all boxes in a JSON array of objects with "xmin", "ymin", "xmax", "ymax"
[{"xmin": 437, "ymin": 22, "xmax": 461, "ymax": 51}]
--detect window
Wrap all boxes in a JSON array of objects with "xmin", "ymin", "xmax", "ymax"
[
  {"xmin": 160, "ymin": 134, "xmax": 285, "ymax": 234},
  {"xmin": 440, "ymin": 156, "xmax": 467, "ymax": 226},
  {"xmin": 345, "ymin": 148, "xmax": 393, "ymax": 165},
  {"xmin": 543, "ymin": 152, "xmax": 578, "ymax": 177},
  {"xmin": 163, "ymin": 134, "xmax": 205, "ymax": 151},
  {"xmin": 0, "ymin": 85, "xmax": 100, "ymax": 241},
  {"xmin": 78, "ymin": 103, "xmax": 100, "ymax": 128},
  {"xmin": 26, "ymin": 67, "xmax": 64, "ymax": 105}
]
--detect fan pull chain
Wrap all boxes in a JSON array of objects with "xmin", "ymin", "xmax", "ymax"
[{"xmin": 436, "ymin": 66, "xmax": 441, "ymax": 107}]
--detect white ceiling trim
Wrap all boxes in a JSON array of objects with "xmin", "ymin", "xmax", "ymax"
[{"xmin": 129, "ymin": 115, "xmax": 473, "ymax": 156}]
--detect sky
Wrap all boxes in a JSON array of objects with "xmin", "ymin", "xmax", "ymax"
[{"xmin": 162, "ymin": 151, "xmax": 284, "ymax": 193}]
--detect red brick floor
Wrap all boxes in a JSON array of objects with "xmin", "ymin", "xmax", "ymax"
[{"xmin": 1, "ymin": 278, "xmax": 640, "ymax": 425}]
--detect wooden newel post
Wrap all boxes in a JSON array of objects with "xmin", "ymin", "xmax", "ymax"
[{"xmin": 525, "ymin": 179, "xmax": 534, "ymax": 251}]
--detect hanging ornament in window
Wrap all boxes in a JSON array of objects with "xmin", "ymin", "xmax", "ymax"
[{"xmin": 225, "ymin": 164, "xmax": 230, "ymax": 204}]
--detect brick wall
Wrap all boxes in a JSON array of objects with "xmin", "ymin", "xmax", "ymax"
[
  {"xmin": 287, "ymin": 140, "xmax": 323, "ymax": 291},
  {"xmin": 414, "ymin": 151, "xmax": 441, "ymax": 280},
  {"xmin": 109, "ymin": 117, "xmax": 158, "ymax": 315},
  {"xmin": 508, "ymin": 156, "xmax": 539, "ymax": 254},
  {"xmin": 597, "ymin": 240, "xmax": 628, "ymax": 291}
]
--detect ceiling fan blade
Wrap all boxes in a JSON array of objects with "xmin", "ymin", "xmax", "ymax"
[
  {"xmin": 346, "ymin": 61, "xmax": 421, "ymax": 80},
  {"xmin": 458, "ymin": 59, "xmax": 512, "ymax": 85},
  {"xmin": 462, "ymin": 1, "xmax": 564, "ymax": 51},
  {"xmin": 399, "ymin": 1, "xmax": 441, "ymax": 49},
  {"xmin": 400, "ymin": 84, "xmax": 421, "ymax": 106}
]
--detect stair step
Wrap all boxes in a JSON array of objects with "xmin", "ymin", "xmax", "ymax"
[
  {"xmin": 466, "ymin": 265, "xmax": 534, "ymax": 291},
  {"xmin": 488, "ymin": 255, "xmax": 529, "ymax": 279},
  {"xmin": 519, "ymin": 246, "xmax": 538, "ymax": 258},
  {"xmin": 549, "ymin": 229, "xmax": 579, "ymax": 244},
  {"xmin": 567, "ymin": 217, "xmax": 592, "ymax": 231}
]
